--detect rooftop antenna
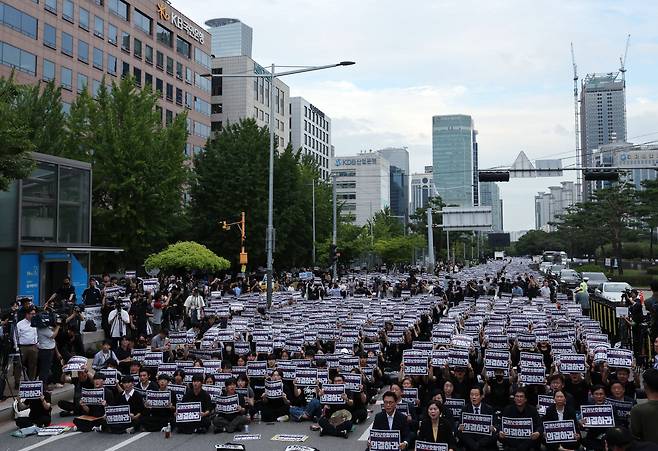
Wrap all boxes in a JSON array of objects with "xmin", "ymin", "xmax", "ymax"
[
  {"xmin": 619, "ymin": 34, "xmax": 630, "ymax": 142},
  {"xmin": 571, "ymin": 42, "xmax": 581, "ymax": 202}
]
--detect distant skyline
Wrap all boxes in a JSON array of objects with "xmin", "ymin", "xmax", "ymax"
[{"xmin": 178, "ymin": 0, "xmax": 658, "ymax": 230}]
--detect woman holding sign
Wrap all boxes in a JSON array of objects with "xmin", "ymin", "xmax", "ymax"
[
  {"xmin": 260, "ymin": 369, "xmax": 292, "ymax": 422},
  {"xmin": 416, "ymin": 401, "xmax": 456, "ymax": 450},
  {"xmin": 14, "ymin": 389, "xmax": 52, "ymax": 429},
  {"xmin": 542, "ymin": 390, "xmax": 580, "ymax": 451}
]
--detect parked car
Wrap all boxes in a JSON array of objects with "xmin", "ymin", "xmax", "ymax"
[
  {"xmin": 594, "ymin": 282, "xmax": 632, "ymax": 303},
  {"xmin": 580, "ymin": 271, "xmax": 609, "ymax": 293},
  {"xmin": 559, "ymin": 269, "xmax": 582, "ymax": 289}
]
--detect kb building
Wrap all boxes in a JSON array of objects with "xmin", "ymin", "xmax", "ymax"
[{"xmin": 0, "ymin": 0, "xmax": 213, "ymax": 158}]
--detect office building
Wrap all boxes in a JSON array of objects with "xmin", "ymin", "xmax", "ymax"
[
  {"xmin": 534, "ymin": 181, "xmax": 579, "ymax": 231},
  {"xmin": 376, "ymin": 147, "xmax": 409, "ymax": 224},
  {"xmin": 410, "ymin": 166, "xmax": 435, "ymax": 213},
  {"xmin": 331, "ymin": 152, "xmax": 390, "ymax": 226},
  {"xmin": 0, "ymin": 0, "xmax": 213, "ymax": 158},
  {"xmin": 432, "ymin": 114, "xmax": 478, "ymax": 207},
  {"xmin": 592, "ymin": 142, "xmax": 658, "ymax": 190},
  {"xmin": 580, "ymin": 72, "xmax": 627, "ymax": 198},
  {"xmin": 479, "ymin": 182, "xmax": 503, "ymax": 232},
  {"xmin": 208, "ymin": 55, "xmax": 290, "ymax": 149},
  {"xmin": 289, "ymin": 96, "xmax": 332, "ymax": 180},
  {"xmin": 205, "ymin": 18, "xmax": 252, "ymax": 58}
]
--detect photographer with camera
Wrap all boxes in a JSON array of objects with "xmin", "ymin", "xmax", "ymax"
[
  {"xmin": 36, "ymin": 300, "xmax": 61, "ymax": 385},
  {"xmin": 107, "ymin": 300, "xmax": 130, "ymax": 349},
  {"xmin": 621, "ymin": 289, "xmax": 645, "ymax": 359}
]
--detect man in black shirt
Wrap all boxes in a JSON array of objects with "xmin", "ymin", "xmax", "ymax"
[
  {"xmin": 82, "ymin": 278, "xmax": 102, "ymax": 306},
  {"xmin": 48, "ymin": 276, "xmax": 76, "ymax": 308},
  {"xmin": 177, "ymin": 373, "xmax": 213, "ymax": 434},
  {"xmin": 498, "ymin": 388, "xmax": 542, "ymax": 451}
]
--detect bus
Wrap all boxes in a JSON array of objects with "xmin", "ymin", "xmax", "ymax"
[{"xmin": 542, "ymin": 250, "xmax": 568, "ymax": 264}]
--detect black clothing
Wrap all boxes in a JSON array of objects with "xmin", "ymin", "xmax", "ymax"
[
  {"xmin": 542, "ymin": 404, "xmax": 580, "ymax": 451},
  {"xmin": 500, "ymin": 403, "xmax": 542, "ymax": 451},
  {"xmin": 417, "ymin": 417, "xmax": 457, "ymax": 448},
  {"xmin": 460, "ymin": 403, "xmax": 498, "ymax": 451},
  {"xmin": 372, "ymin": 409, "xmax": 412, "ymax": 445},
  {"xmin": 177, "ymin": 388, "xmax": 213, "ymax": 433},
  {"xmin": 82, "ymin": 287, "xmax": 102, "ymax": 306}
]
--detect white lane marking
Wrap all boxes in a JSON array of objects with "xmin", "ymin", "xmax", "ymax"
[
  {"xmin": 358, "ymin": 423, "xmax": 373, "ymax": 441},
  {"xmin": 103, "ymin": 431, "xmax": 151, "ymax": 451},
  {"xmin": 17, "ymin": 432, "xmax": 82, "ymax": 451}
]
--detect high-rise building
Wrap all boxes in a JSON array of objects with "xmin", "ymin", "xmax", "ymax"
[
  {"xmin": 0, "ymin": 0, "xmax": 213, "ymax": 159},
  {"xmin": 205, "ymin": 18, "xmax": 252, "ymax": 58},
  {"xmin": 208, "ymin": 56, "xmax": 290, "ymax": 149},
  {"xmin": 479, "ymin": 182, "xmax": 503, "ymax": 232},
  {"xmin": 580, "ymin": 72, "xmax": 627, "ymax": 198},
  {"xmin": 331, "ymin": 152, "xmax": 390, "ymax": 226},
  {"xmin": 592, "ymin": 142, "xmax": 658, "ymax": 190},
  {"xmin": 376, "ymin": 147, "xmax": 409, "ymax": 224},
  {"xmin": 289, "ymin": 97, "xmax": 332, "ymax": 180},
  {"xmin": 534, "ymin": 181, "xmax": 579, "ymax": 231},
  {"xmin": 410, "ymin": 166, "xmax": 435, "ymax": 213},
  {"xmin": 432, "ymin": 115, "xmax": 478, "ymax": 207}
]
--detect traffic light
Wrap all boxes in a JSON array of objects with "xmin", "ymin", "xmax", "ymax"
[
  {"xmin": 478, "ymin": 171, "xmax": 510, "ymax": 182},
  {"xmin": 330, "ymin": 244, "xmax": 337, "ymax": 265},
  {"xmin": 583, "ymin": 170, "xmax": 619, "ymax": 181}
]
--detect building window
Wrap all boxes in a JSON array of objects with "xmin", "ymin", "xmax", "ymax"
[
  {"xmin": 44, "ymin": 0, "xmax": 57, "ymax": 14},
  {"xmin": 156, "ymin": 23, "xmax": 172, "ymax": 47},
  {"xmin": 155, "ymin": 78, "xmax": 163, "ymax": 96},
  {"xmin": 43, "ymin": 23, "xmax": 57, "ymax": 49},
  {"xmin": 155, "ymin": 50, "xmax": 163, "ymax": 69},
  {"xmin": 77, "ymin": 39, "xmax": 89, "ymax": 63},
  {"xmin": 92, "ymin": 79, "xmax": 101, "ymax": 97},
  {"xmin": 77, "ymin": 73, "xmax": 88, "ymax": 93},
  {"xmin": 0, "ymin": 3, "xmax": 38, "ymax": 39},
  {"xmin": 176, "ymin": 36, "xmax": 191, "ymax": 58},
  {"xmin": 121, "ymin": 60, "xmax": 129, "ymax": 78},
  {"xmin": 175, "ymin": 87, "xmax": 182, "ymax": 105},
  {"xmin": 94, "ymin": 16, "xmax": 104, "ymax": 38},
  {"xmin": 107, "ymin": 53, "xmax": 116, "ymax": 75},
  {"xmin": 133, "ymin": 8, "xmax": 151, "ymax": 35},
  {"xmin": 79, "ymin": 7, "xmax": 89, "ymax": 31},
  {"xmin": 108, "ymin": 0, "xmax": 128, "ymax": 21},
  {"xmin": 133, "ymin": 38, "xmax": 141, "ymax": 58},
  {"xmin": 121, "ymin": 31, "xmax": 130, "ymax": 52},
  {"xmin": 211, "ymin": 121, "xmax": 222, "ymax": 132},
  {"xmin": 211, "ymin": 68, "xmax": 222, "ymax": 96},
  {"xmin": 43, "ymin": 59, "xmax": 55, "ymax": 81},
  {"xmin": 145, "ymin": 44, "xmax": 153, "ymax": 65},
  {"xmin": 184, "ymin": 91, "xmax": 192, "ymax": 109},
  {"xmin": 211, "ymin": 103, "xmax": 222, "ymax": 114},
  {"xmin": 61, "ymin": 31, "xmax": 73, "ymax": 56},
  {"xmin": 194, "ymin": 72, "xmax": 210, "ymax": 93},
  {"xmin": 165, "ymin": 83, "xmax": 173, "ymax": 101},
  {"xmin": 165, "ymin": 109, "xmax": 173, "ymax": 125},
  {"xmin": 166, "ymin": 56, "xmax": 173, "ymax": 75},
  {"xmin": 194, "ymin": 47, "xmax": 210, "ymax": 69},
  {"xmin": 144, "ymin": 72, "xmax": 152, "ymax": 87},
  {"xmin": 194, "ymin": 97, "xmax": 210, "ymax": 116},
  {"xmin": 185, "ymin": 66, "xmax": 192, "ymax": 84},
  {"xmin": 62, "ymin": 0, "xmax": 73, "ymax": 21},
  {"xmin": 193, "ymin": 121, "xmax": 210, "ymax": 138},
  {"xmin": 60, "ymin": 66, "xmax": 72, "ymax": 90},
  {"xmin": 133, "ymin": 67, "xmax": 141, "ymax": 86},
  {"xmin": 176, "ymin": 61, "xmax": 183, "ymax": 79},
  {"xmin": 108, "ymin": 23, "xmax": 117, "ymax": 45},
  {"xmin": 93, "ymin": 47, "xmax": 103, "ymax": 69}
]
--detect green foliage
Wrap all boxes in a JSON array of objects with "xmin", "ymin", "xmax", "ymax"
[
  {"xmin": 66, "ymin": 77, "xmax": 189, "ymax": 268},
  {"xmin": 189, "ymin": 119, "xmax": 334, "ymax": 270},
  {"xmin": 367, "ymin": 206, "xmax": 404, "ymax": 240},
  {"xmin": 0, "ymin": 76, "xmax": 36, "ymax": 191},
  {"xmin": 511, "ymin": 230, "xmax": 565, "ymax": 256},
  {"xmin": 573, "ymin": 263, "xmax": 606, "ymax": 273},
  {"xmin": 144, "ymin": 241, "xmax": 230, "ymax": 273},
  {"xmin": 373, "ymin": 234, "xmax": 425, "ymax": 266}
]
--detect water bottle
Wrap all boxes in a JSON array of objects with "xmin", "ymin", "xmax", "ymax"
[
  {"xmin": 254, "ymin": 412, "xmax": 261, "ymax": 424},
  {"xmin": 244, "ymin": 424, "xmax": 250, "ymax": 433},
  {"xmin": 165, "ymin": 422, "xmax": 171, "ymax": 439}
]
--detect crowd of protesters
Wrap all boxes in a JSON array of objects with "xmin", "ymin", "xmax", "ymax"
[{"xmin": 1, "ymin": 259, "xmax": 658, "ymax": 450}]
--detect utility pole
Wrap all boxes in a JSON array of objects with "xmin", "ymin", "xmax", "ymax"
[
  {"xmin": 332, "ymin": 173, "xmax": 337, "ymax": 281},
  {"xmin": 266, "ymin": 64, "xmax": 275, "ymax": 309},
  {"xmin": 446, "ymin": 230, "xmax": 450, "ymax": 264},
  {"xmin": 311, "ymin": 179, "xmax": 316, "ymax": 266},
  {"xmin": 427, "ymin": 208, "xmax": 435, "ymax": 271}
]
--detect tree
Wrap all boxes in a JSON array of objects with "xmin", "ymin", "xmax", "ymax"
[
  {"xmin": 144, "ymin": 241, "xmax": 230, "ymax": 273},
  {"xmin": 373, "ymin": 234, "xmax": 425, "ymax": 266},
  {"xmin": 0, "ymin": 76, "xmax": 34, "ymax": 191},
  {"xmin": 63, "ymin": 78, "xmax": 189, "ymax": 269},
  {"xmin": 637, "ymin": 178, "xmax": 658, "ymax": 259},
  {"xmin": 367, "ymin": 206, "xmax": 404, "ymax": 241},
  {"xmin": 512, "ymin": 230, "xmax": 565, "ymax": 256}
]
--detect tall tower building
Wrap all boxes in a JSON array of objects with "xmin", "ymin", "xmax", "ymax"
[
  {"xmin": 479, "ymin": 182, "xmax": 503, "ymax": 231},
  {"xmin": 289, "ymin": 97, "xmax": 332, "ymax": 180},
  {"xmin": 205, "ymin": 18, "xmax": 252, "ymax": 58},
  {"xmin": 580, "ymin": 72, "xmax": 626, "ymax": 198},
  {"xmin": 432, "ymin": 115, "xmax": 478, "ymax": 207},
  {"xmin": 376, "ymin": 147, "xmax": 409, "ymax": 224}
]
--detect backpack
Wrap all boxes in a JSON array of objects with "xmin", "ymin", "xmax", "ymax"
[{"xmin": 83, "ymin": 319, "xmax": 97, "ymax": 332}]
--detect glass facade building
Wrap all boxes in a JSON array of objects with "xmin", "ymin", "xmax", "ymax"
[
  {"xmin": 0, "ymin": 153, "xmax": 92, "ymax": 307},
  {"xmin": 205, "ymin": 18, "xmax": 252, "ymax": 58},
  {"xmin": 432, "ymin": 114, "xmax": 478, "ymax": 207}
]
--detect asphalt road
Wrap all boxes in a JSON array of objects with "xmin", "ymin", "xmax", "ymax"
[{"xmin": 1, "ymin": 403, "xmax": 379, "ymax": 451}]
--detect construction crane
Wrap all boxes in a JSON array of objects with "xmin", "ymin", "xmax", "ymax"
[{"xmin": 571, "ymin": 42, "xmax": 581, "ymax": 201}]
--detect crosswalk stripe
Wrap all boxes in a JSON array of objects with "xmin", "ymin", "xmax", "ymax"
[
  {"xmin": 104, "ymin": 431, "xmax": 151, "ymax": 451},
  {"xmin": 17, "ymin": 431, "xmax": 82, "ymax": 451}
]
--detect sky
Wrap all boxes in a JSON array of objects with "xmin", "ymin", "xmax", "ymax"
[{"xmin": 177, "ymin": 0, "xmax": 658, "ymax": 230}]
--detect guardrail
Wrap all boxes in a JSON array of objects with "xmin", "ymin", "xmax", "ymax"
[{"xmin": 590, "ymin": 296, "xmax": 618, "ymax": 337}]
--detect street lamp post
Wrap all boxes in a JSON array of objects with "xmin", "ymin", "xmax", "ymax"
[{"xmin": 203, "ymin": 61, "xmax": 354, "ymax": 308}]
